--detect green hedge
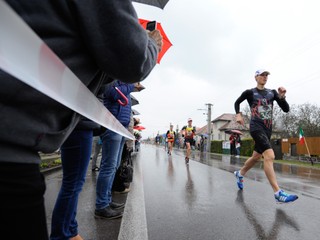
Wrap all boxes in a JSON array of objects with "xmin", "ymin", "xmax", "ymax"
[
  {"xmin": 211, "ymin": 141, "xmax": 223, "ymax": 154},
  {"xmin": 210, "ymin": 138, "xmax": 254, "ymax": 157},
  {"xmin": 239, "ymin": 139, "xmax": 255, "ymax": 157}
]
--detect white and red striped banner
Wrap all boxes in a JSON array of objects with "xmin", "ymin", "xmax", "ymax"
[{"xmin": 0, "ymin": 1, "xmax": 134, "ymax": 140}]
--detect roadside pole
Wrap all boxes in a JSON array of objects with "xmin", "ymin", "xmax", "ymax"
[{"xmin": 206, "ymin": 103, "xmax": 213, "ymax": 152}]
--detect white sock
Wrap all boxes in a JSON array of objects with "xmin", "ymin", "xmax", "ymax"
[{"xmin": 275, "ymin": 190, "xmax": 281, "ymax": 196}]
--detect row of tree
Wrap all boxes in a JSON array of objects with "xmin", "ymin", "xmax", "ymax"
[
  {"xmin": 243, "ymin": 103, "xmax": 320, "ymax": 138},
  {"xmin": 274, "ymin": 103, "xmax": 320, "ymax": 137}
]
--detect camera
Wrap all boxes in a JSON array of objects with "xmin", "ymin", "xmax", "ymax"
[{"xmin": 146, "ymin": 21, "xmax": 156, "ymax": 31}]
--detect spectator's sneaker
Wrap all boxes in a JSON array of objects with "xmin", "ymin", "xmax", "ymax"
[
  {"xmin": 110, "ymin": 201, "xmax": 125, "ymax": 210},
  {"xmin": 185, "ymin": 157, "xmax": 189, "ymax": 164},
  {"xmin": 275, "ymin": 190, "xmax": 298, "ymax": 203},
  {"xmin": 92, "ymin": 167, "xmax": 100, "ymax": 172},
  {"xmin": 94, "ymin": 206, "xmax": 123, "ymax": 219},
  {"xmin": 113, "ymin": 188, "xmax": 130, "ymax": 194},
  {"xmin": 234, "ymin": 170, "xmax": 244, "ymax": 190}
]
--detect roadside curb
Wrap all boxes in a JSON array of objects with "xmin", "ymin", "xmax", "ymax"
[
  {"xmin": 40, "ymin": 153, "xmax": 62, "ymax": 175},
  {"xmin": 118, "ymin": 153, "xmax": 148, "ymax": 240},
  {"xmin": 41, "ymin": 165, "xmax": 62, "ymax": 175}
]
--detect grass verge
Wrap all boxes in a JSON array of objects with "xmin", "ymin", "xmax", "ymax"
[{"xmin": 274, "ymin": 159, "xmax": 320, "ymax": 169}]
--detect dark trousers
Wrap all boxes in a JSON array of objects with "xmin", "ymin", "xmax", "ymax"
[
  {"xmin": 112, "ymin": 146, "xmax": 130, "ymax": 192},
  {"xmin": 0, "ymin": 162, "xmax": 48, "ymax": 240},
  {"xmin": 230, "ymin": 142, "xmax": 236, "ymax": 155}
]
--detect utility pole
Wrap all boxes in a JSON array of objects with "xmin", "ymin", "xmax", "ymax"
[
  {"xmin": 206, "ymin": 103, "xmax": 213, "ymax": 152},
  {"xmin": 198, "ymin": 103, "xmax": 213, "ymax": 152}
]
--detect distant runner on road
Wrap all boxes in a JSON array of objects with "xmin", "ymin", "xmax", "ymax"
[
  {"xmin": 181, "ymin": 118, "xmax": 196, "ymax": 164},
  {"xmin": 233, "ymin": 69, "xmax": 298, "ymax": 203},
  {"xmin": 155, "ymin": 133, "xmax": 160, "ymax": 145},
  {"xmin": 166, "ymin": 124, "xmax": 175, "ymax": 155}
]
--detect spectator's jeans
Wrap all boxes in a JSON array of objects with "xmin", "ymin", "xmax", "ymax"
[
  {"xmin": 50, "ymin": 129, "xmax": 93, "ymax": 240},
  {"xmin": 92, "ymin": 136, "xmax": 102, "ymax": 169},
  {"xmin": 96, "ymin": 129, "xmax": 125, "ymax": 210},
  {"xmin": 236, "ymin": 147, "xmax": 240, "ymax": 156},
  {"xmin": 0, "ymin": 162, "xmax": 48, "ymax": 240}
]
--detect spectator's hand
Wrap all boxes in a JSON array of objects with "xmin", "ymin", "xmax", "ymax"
[
  {"xmin": 134, "ymin": 82, "xmax": 142, "ymax": 91},
  {"xmin": 278, "ymin": 87, "xmax": 287, "ymax": 99},
  {"xmin": 236, "ymin": 113, "xmax": 244, "ymax": 126},
  {"xmin": 148, "ymin": 30, "xmax": 163, "ymax": 52}
]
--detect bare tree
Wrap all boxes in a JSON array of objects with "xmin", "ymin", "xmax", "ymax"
[
  {"xmin": 241, "ymin": 105, "xmax": 251, "ymax": 127},
  {"xmin": 295, "ymin": 103, "xmax": 320, "ymax": 137},
  {"xmin": 241, "ymin": 103, "xmax": 320, "ymax": 137},
  {"xmin": 277, "ymin": 105, "xmax": 298, "ymax": 137},
  {"xmin": 274, "ymin": 103, "xmax": 320, "ymax": 137}
]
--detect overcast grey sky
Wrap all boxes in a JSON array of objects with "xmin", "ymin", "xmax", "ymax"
[{"xmin": 132, "ymin": 0, "xmax": 320, "ymax": 139}]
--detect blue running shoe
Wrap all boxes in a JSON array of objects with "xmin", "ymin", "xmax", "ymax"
[
  {"xmin": 275, "ymin": 190, "xmax": 298, "ymax": 203},
  {"xmin": 234, "ymin": 170, "xmax": 244, "ymax": 190}
]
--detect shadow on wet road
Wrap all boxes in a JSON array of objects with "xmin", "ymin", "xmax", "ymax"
[{"xmin": 236, "ymin": 190, "xmax": 300, "ymax": 240}]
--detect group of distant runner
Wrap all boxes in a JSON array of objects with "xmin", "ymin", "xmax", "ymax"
[
  {"xmin": 154, "ymin": 118, "xmax": 196, "ymax": 164},
  {"xmin": 156, "ymin": 118, "xmax": 196, "ymax": 164}
]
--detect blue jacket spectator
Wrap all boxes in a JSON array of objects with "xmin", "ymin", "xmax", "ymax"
[
  {"xmin": 103, "ymin": 80, "xmax": 135, "ymax": 128},
  {"xmin": 95, "ymin": 80, "xmax": 135, "ymax": 219}
]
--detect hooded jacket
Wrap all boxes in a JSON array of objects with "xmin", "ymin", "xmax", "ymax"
[
  {"xmin": 103, "ymin": 81, "xmax": 135, "ymax": 128},
  {"xmin": 0, "ymin": 0, "xmax": 158, "ymax": 164}
]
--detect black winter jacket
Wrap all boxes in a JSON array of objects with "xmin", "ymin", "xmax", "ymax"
[{"xmin": 0, "ymin": 0, "xmax": 158, "ymax": 163}]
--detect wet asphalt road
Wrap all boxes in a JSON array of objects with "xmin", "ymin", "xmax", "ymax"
[{"xmin": 45, "ymin": 144, "xmax": 320, "ymax": 240}]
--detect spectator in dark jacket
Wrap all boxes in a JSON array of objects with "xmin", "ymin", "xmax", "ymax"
[
  {"xmin": 229, "ymin": 133, "xmax": 236, "ymax": 156},
  {"xmin": 0, "ymin": 1, "xmax": 162, "ymax": 239}
]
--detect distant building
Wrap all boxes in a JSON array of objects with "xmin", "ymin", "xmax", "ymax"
[
  {"xmin": 197, "ymin": 113, "xmax": 283, "ymax": 141},
  {"xmin": 197, "ymin": 113, "xmax": 250, "ymax": 141},
  {"xmin": 213, "ymin": 113, "xmax": 250, "ymax": 140}
]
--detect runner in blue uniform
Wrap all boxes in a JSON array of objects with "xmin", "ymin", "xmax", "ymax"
[{"xmin": 234, "ymin": 69, "xmax": 298, "ymax": 203}]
